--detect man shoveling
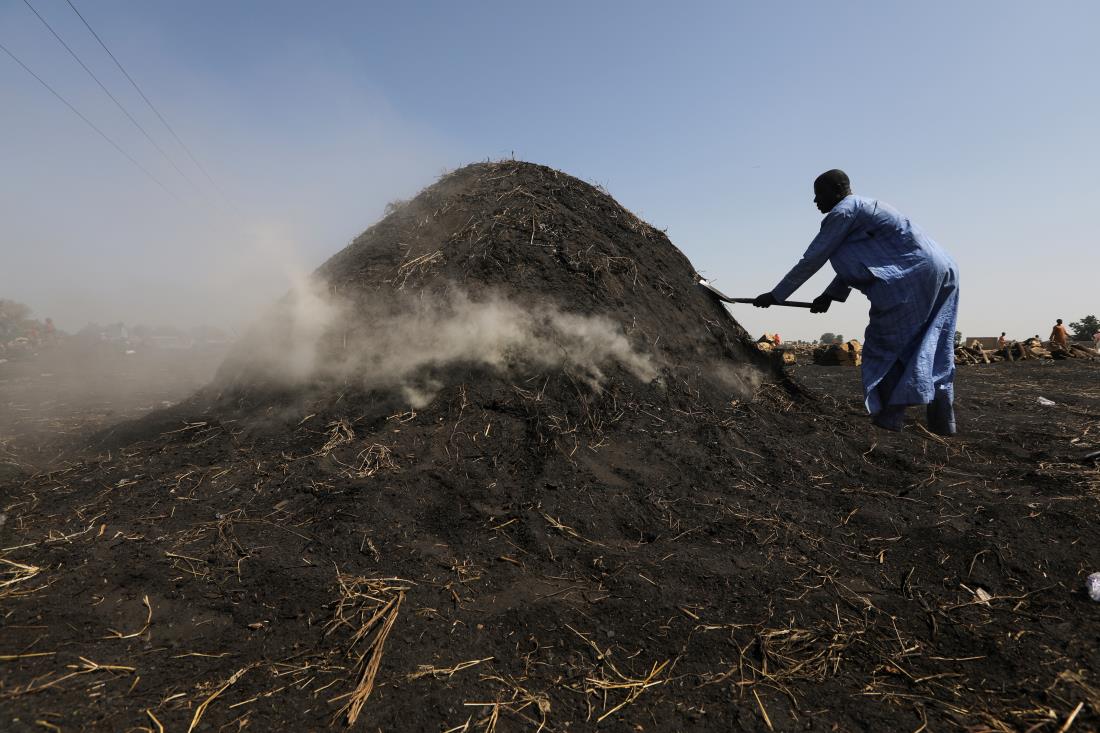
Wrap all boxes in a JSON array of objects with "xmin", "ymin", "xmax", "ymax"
[{"xmin": 753, "ymin": 169, "xmax": 960, "ymax": 435}]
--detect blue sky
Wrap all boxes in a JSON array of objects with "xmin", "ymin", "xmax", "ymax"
[{"xmin": 2, "ymin": 1, "xmax": 1097, "ymax": 340}]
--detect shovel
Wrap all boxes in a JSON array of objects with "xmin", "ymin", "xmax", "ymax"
[{"xmin": 697, "ymin": 279, "xmax": 813, "ymax": 308}]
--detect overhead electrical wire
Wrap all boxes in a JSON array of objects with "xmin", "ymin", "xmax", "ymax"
[
  {"xmin": 0, "ymin": 40, "xmax": 174, "ymax": 197},
  {"xmin": 63, "ymin": 0, "xmax": 231, "ymax": 205},
  {"xmin": 21, "ymin": 0, "xmax": 199, "ymax": 196}
]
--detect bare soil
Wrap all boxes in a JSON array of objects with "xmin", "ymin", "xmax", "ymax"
[{"xmin": 1, "ymin": 162, "xmax": 1098, "ymax": 732}]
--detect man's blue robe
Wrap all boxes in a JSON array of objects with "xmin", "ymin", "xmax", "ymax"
[{"xmin": 771, "ymin": 195, "xmax": 959, "ymax": 416}]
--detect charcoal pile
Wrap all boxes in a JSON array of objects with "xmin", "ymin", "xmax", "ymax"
[
  {"xmin": 2, "ymin": 161, "xmax": 1098, "ymax": 732},
  {"xmin": 214, "ymin": 160, "xmax": 766, "ymax": 426}
]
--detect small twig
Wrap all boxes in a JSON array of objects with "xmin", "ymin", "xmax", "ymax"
[
  {"xmin": 408, "ymin": 657, "xmax": 494, "ymax": 680},
  {"xmin": 104, "ymin": 595, "xmax": 152, "ymax": 639},
  {"xmin": 187, "ymin": 666, "xmax": 250, "ymax": 733},
  {"xmin": 1057, "ymin": 702, "xmax": 1084, "ymax": 733},
  {"xmin": 0, "ymin": 652, "xmax": 55, "ymax": 661},
  {"xmin": 146, "ymin": 709, "xmax": 164, "ymax": 733},
  {"xmin": 753, "ymin": 689, "xmax": 775, "ymax": 731}
]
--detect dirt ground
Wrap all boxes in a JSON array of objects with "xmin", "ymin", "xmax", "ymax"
[
  {"xmin": 1, "ymin": 357, "xmax": 1097, "ymax": 732},
  {"xmin": 1, "ymin": 161, "xmax": 1097, "ymax": 732}
]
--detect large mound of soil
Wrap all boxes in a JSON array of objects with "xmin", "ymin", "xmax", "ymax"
[
  {"xmin": 214, "ymin": 160, "xmax": 767, "ymax": 420},
  {"xmin": 1, "ymin": 162, "xmax": 1097, "ymax": 732}
]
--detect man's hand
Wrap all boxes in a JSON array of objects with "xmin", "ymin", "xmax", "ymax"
[
  {"xmin": 753, "ymin": 292, "xmax": 778, "ymax": 308},
  {"xmin": 810, "ymin": 294, "xmax": 832, "ymax": 313}
]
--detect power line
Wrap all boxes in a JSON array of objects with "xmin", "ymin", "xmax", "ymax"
[
  {"xmin": 64, "ymin": 0, "xmax": 232, "ymax": 204},
  {"xmin": 0, "ymin": 40, "xmax": 174, "ymax": 197},
  {"xmin": 21, "ymin": 0, "xmax": 199, "ymax": 196}
]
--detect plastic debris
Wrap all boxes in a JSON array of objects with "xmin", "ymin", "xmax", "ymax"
[
  {"xmin": 1037, "ymin": 397, "xmax": 1056, "ymax": 406},
  {"xmin": 1087, "ymin": 573, "xmax": 1100, "ymax": 602}
]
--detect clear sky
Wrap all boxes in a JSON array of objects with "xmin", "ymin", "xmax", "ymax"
[{"xmin": 2, "ymin": 1, "xmax": 1098, "ymax": 341}]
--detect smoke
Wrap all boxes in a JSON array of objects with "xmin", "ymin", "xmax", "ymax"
[
  {"xmin": 710, "ymin": 362, "xmax": 764, "ymax": 400},
  {"xmin": 222, "ymin": 280, "xmax": 659, "ymax": 407}
]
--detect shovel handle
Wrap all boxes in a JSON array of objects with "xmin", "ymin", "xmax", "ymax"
[
  {"xmin": 727, "ymin": 297, "xmax": 815, "ymax": 309},
  {"xmin": 696, "ymin": 281, "xmax": 814, "ymax": 308}
]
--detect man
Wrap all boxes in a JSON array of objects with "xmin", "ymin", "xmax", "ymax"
[
  {"xmin": 1050, "ymin": 319, "xmax": 1069, "ymax": 350},
  {"xmin": 998, "ymin": 332, "xmax": 1007, "ymax": 348},
  {"xmin": 754, "ymin": 169, "xmax": 960, "ymax": 435}
]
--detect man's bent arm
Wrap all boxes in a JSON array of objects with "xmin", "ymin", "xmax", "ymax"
[{"xmin": 771, "ymin": 209, "xmax": 855, "ymax": 301}]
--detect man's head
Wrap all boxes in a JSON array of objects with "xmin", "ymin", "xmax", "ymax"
[
  {"xmin": 1057, "ymin": 319, "xmax": 1063, "ymax": 325},
  {"xmin": 814, "ymin": 169, "xmax": 852, "ymax": 213}
]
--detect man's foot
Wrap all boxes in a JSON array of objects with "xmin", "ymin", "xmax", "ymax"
[
  {"xmin": 926, "ymin": 392, "xmax": 956, "ymax": 436},
  {"xmin": 871, "ymin": 405, "xmax": 906, "ymax": 432}
]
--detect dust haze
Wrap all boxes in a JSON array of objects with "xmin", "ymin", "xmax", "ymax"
[
  {"xmin": 0, "ymin": 28, "xmax": 469, "ymax": 441},
  {"xmin": 0, "ymin": 14, "xmax": 455, "ymax": 335}
]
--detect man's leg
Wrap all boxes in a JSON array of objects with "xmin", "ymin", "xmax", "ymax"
[
  {"xmin": 926, "ymin": 383, "xmax": 956, "ymax": 436},
  {"xmin": 871, "ymin": 361, "xmax": 907, "ymax": 432}
]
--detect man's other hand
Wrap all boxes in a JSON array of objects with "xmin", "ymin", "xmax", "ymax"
[
  {"xmin": 811, "ymin": 294, "xmax": 832, "ymax": 313},
  {"xmin": 753, "ymin": 292, "xmax": 778, "ymax": 308}
]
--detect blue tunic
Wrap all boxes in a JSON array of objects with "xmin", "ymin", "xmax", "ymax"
[{"xmin": 771, "ymin": 195, "xmax": 959, "ymax": 415}]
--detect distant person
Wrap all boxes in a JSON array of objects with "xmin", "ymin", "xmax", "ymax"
[
  {"xmin": 997, "ymin": 332, "xmax": 1007, "ymax": 348},
  {"xmin": 1050, "ymin": 319, "xmax": 1069, "ymax": 349},
  {"xmin": 753, "ymin": 169, "xmax": 959, "ymax": 435},
  {"xmin": 1093, "ymin": 330, "xmax": 1100, "ymax": 351},
  {"xmin": 774, "ymin": 332, "xmax": 782, "ymax": 345}
]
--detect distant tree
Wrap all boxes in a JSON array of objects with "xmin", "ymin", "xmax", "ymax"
[
  {"xmin": 954, "ymin": 330, "xmax": 963, "ymax": 347},
  {"xmin": 835, "ymin": 334, "xmax": 844, "ymax": 343},
  {"xmin": 1069, "ymin": 315, "xmax": 1100, "ymax": 341},
  {"xmin": 0, "ymin": 299, "xmax": 33, "ymax": 340},
  {"xmin": 819, "ymin": 332, "xmax": 836, "ymax": 344}
]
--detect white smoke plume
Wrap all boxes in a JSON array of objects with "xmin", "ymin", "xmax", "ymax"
[{"xmin": 223, "ymin": 280, "xmax": 659, "ymax": 407}]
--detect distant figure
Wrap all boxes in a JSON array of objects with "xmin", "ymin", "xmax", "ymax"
[
  {"xmin": 997, "ymin": 332, "xmax": 1007, "ymax": 348},
  {"xmin": 1094, "ymin": 330, "xmax": 1100, "ymax": 351},
  {"xmin": 1050, "ymin": 319, "xmax": 1069, "ymax": 349},
  {"xmin": 774, "ymin": 332, "xmax": 782, "ymax": 345},
  {"xmin": 753, "ymin": 169, "xmax": 959, "ymax": 435}
]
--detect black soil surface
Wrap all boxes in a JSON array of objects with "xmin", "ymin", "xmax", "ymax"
[{"xmin": 2, "ymin": 162, "xmax": 1098, "ymax": 732}]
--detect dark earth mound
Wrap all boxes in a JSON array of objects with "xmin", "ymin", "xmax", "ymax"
[
  {"xmin": 214, "ymin": 160, "xmax": 767, "ymax": 416},
  {"xmin": 1, "ymin": 162, "xmax": 1098, "ymax": 732}
]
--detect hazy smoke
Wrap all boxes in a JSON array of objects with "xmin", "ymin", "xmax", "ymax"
[
  {"xmin": 223, "ymin": 280, "xmax": 658, "ymax": 407},
  {"xmin": 710, "ymin": 362, "xmax": 764, "ymax": 400}
]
